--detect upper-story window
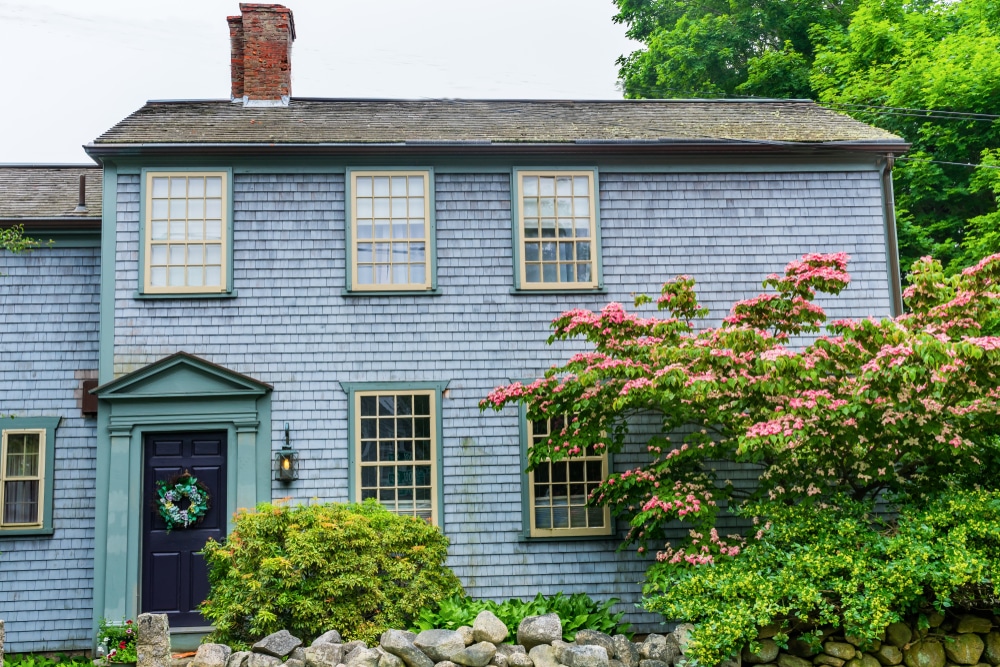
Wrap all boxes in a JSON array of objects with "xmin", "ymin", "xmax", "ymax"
[
  {"xmin": 143, "ymin": 171, "xmax": 231, "ymax": 295},
  {"xmin": 1, "ymin": 429, "xmax": 44, "ymax": 529},
  {"xmin": 515, "ymin": 170, "xmax": 600, "ymax": 290},
  {"xmin": 348, "ymin": 170, "xmax": 435, "ymax": 292}
]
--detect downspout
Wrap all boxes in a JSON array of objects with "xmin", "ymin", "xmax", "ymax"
[{"xmin": 881, "ymin": 156, "xmax": 904, "ymax": 315}]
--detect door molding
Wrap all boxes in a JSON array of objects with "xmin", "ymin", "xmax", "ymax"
[{"xmin": 92, "ymin": 353, "xmax": 272, "ymax": 640}]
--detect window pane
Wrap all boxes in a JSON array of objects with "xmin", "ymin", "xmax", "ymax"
[
  {"xmin": 373, "ymin": 177, "xmax": 390, "ymax": 196},
  {"xmin": 525, "ymin": 264, "xmax": 540, "ymax": 282},
  {"xmin": 361, "ymin": 467, "xmax": 377, "ymax": 487},
  {"xmin": 169, "ymin": 220, "xmax": 186, "ymax": 240},
  {"xmin": 392, "ymin": 264, "xmax": 408, "ymax": 284},
  {"xmin": 152, "ymin": 177, "xmax": 168, "ymax": 198},
  {"xmin": 414, "ymin": 394, "xmax": 430, "ymax": 415},
  {"xmin": 206, "ymin": 177, "xmax": 222, "ymax": 197},
  {"xmin": 392, "ymin": 220, "xmax": 408, "ymax": 239},
  {"xmin": 574, "ymin": 197, "xmax": 590, "ymax": 216},
  {"xmin": 556, "ymin": 177, "xmax": 572, "ymax": 195},
  {"xmin": 170, "ymin": 178, "xmax": 186, "ymax": 197},
  {"xmin": 379, "ymin": 441, "xmax": 395, "ymax": 461},
  {"xmin": 357, "ymin": 198, "xmax": 373, "ymax": 218},
  {"xmin": 356, "ymin": 176, "xmax": 373, "ymax": 197},
  {"xmin": 188, "ymin": 220, "xmax": 205, "ymax": 240},
  {"xmin": 206, "ymin": 220, "xmax": 222, "ymax": 240},
  {"xmin": 168, "ymin": 267, "xmax": 185, "ymax": 286},
  {"xmin": 374, "ymin": 198, "xmax": 390, "ymax": 217},
  {"xmin": 169, "ymin": 245, "xmax": 185, "ymax": 265},
  {"xmin": 559, "ymin": 242, "xmax": 574, "ymax": 261},
  {"xmin": 188, "ymin": 177, "xmax": 205, "ymax": 197},
  {"xmin": 408, "ymin": 198, "xmax": 425, "ymax": 218},
  {"xmin": 397, "ymin": 465, "xmax": 414, "ymax": 486},
  {"xmin": 542, "ymin": 264, "xmax": 557, "ymax": 282},
  {"xmin": 409, "ymin": 221, "xmax": 425, "ymax": 239},
  {"xmin": 206, "ymin": 244, "xmax": 222, "ymax": 264},
  {"xmin": 415, "ymin": 465, "xmax": 431, "ymax": 486},
  {"xmin": 380, "ymin": 466, "xmax": 395, "ymax": 487},
  {"xmin": 535, "ymin": 506, "xmax": 551, "ymax": 529},
  {"xmin": 169, "ymin": 199, "xmax": 186, "ymax": 220},
  {"xmin": 540, "ymin": 198, "xmax": 555, "ymax": 217},
  {"xmin": 410, "ymin": 260, "xmax": 425, "ymax": 283},
  {"xmin": 525, "ymin": 243, "xmax": 539, "ymax": 262},
  {"xmin": 206, "ymin": 266, "xmax": 222, "ymax": 286},
  {"xmin": 541, "ymin": 218, "xmax": 556, "ymax": 238},
  {"xmin": 408, "ymin": 176, "xmax": 424, "ymax": 196},
  {"xmin": 397, "ymin": 396, "xmax": 412, "ymax": 415},
  {"xmin": 150, "ymin": 244, "xmax": 167, "ymax": 265},
  {"xmin": 185, "ymin": 242, "xmax": 202, "ymax": 263},
  {"xmin": 357, "ymin": 265, "xmax": 374, "ymax": 284},
  {"xmin": 557, "ymin": 197, "xmax": 572, "ymax": 217},
  {"xmin": 151, "ymin": 267, "xmax": 167, "ymax": 287},
  {"xmin": 357, "ymin": 223, "xmax": 373, "ymax": 240},
  {"xmin": 206, "ymin": 199, "xmax": 222, "ymax": 219},
  {"xmin": 379, "ymin": 396, "xmax": 395, "ymax": 416},
  {"xmin": 397, "ymin": 440, "xmax": 413, "ymax": 460},
  {"xmin": 188, "ymin": 198, "xmax": 205, "ymax": 219},
  {"xmin": 374, "ymin": 219, "xmax": 390, "ymax": 239},
  {"xmin": 577, "ymin": 263, "xmax": 592, "ymax": 283},
  {"xmin": 3, "ymin": 480, "xmax": 39, "ymax": 524},
  {"xmin": 573, "ymin": 176, "xmax": 589, "ymax": 195},
  {"xmin": 361, "ymin": 441, "xmax": 377, "ymax": 462},
  {"xmin": 539, "ymin": 177, "xmax": 555, "ymax": 196},
  {"xmin": 360, "ymin": 396, "xmax": 377, "ymax": 416},
  {"xmin": 151, "ymin": 199, "xmax": 168, "ymax": 220},
  {"xmin": 357, "ymin": 243, "xmax": 373, "ymax": 263},
  {"xmin": 410, "ymin": 243, "xmax": 425, "ymax": 262},
  {"xmin": 415, "ymin": 439, "xmax": 430, "ymax": 460},
  {"xmin": 391, "ymin": 198, "xmax": 407, "ymax": 218},
  {"xmin": 558, "ymin": 219, "xmax": 573, "ymax": 238},
  {"xmin": 522, "ymin": 176, "xmax": 538, "ymax": 196},
  {"xmin": 541, "ymin": 242, "xmax": 557, "ymax": 261},
  {"xmin": 390, "ymin": 176, "xmax": 408, "ymax": 196},
  {"xmin": 188, "ymin": 266, "xmax": 204, "ymax": 286}
]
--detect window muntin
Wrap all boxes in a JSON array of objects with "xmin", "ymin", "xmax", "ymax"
[
  {"xmin": 144, "ymin": 172, "xmax": 229, "ymax": 294},
  {"xmin": 351, "ymin": 171, "xmax": 432, "ymax": 290},
  {"xmin": 517, "ymin": 171, "xmax": 598, "ymax": 289},
  {"xmin": 528, "ymin": 415, "xmax": 610, "ymax": 537},
  {"xmin": 1, "ymin": 430, "xmax": 44, "ymax": 528},
  {"xmin": 356, "ymin": 390, "xmax": 437, "ymax": 524}
]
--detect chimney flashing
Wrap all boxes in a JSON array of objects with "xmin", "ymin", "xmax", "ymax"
[{"xmin": 228, "ymin": 3, "xmax": 295, "ymax": 106}]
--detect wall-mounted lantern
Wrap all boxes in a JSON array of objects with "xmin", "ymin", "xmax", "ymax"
[{"xmin": 275, "ymin": 422, "xmax": 299, "ymax": 483}]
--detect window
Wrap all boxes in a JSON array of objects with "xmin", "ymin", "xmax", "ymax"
[
  {"xmin": 1, "ymin": 417, "xmax": 58, "ymax": 535},
  {"xmin": 526, "ymin": 414, "xmax": 611, "ymax": 538},
  {"xmin": 143, "ymin": 171, "xmax": 230, "ymax": 294},
  {"xmin": 515, "ymin": 170, "xmax": 599, "ymax": 290},
  {"xmin": 348, "ymin": 170, "xmax": 434, "ymax": 291},
  {"xmin": 346, "ymin": 384, "xmax": 444, "ymax": 526}
]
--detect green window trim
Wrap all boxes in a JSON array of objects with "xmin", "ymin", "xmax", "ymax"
[
  {"xmin": 0, "ymin": 416, "xmax": 60, "ymax": 537},
  {"xmin": 511, "ymin": 168, "xmax": 603, "ymax": 292},
  {"xmin": 344, "ymin": 168, "xmax": 438, "ymax": 294},
  {"xmin": 342, "ymin": 381, "xmax": 448, "ymax": 530},
  {"xmin": 138, "ymin": 168, "xmax": 235, "ymax": 297},
  {"xmin": 516, "ymin": 404, "xmax": 613, "ymax": 540}
]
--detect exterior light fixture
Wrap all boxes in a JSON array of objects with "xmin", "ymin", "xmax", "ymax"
[{"xmin": 275, "ymin": 422, "xmax": 299, "ymax": 482}]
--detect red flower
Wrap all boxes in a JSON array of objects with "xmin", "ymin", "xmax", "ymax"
[
  {"xmin": 126, "ymin": 620, "xmax": 133, "ymax": 625},
  {"xmin": 120, "ymin": 641, "xmax": 126, "ymax": 649}
]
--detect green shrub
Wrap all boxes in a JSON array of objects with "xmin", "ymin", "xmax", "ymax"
[
  {"xmin": 3, "ymin": 656, "xmax": 91, "ymax": 667},
  {"xmin": 643, "ymin": 490, "xmax": 1000, "ymax": 666},
  {"xmin": 410, "ymin": 592, "xmax": 632, "ymax": 640},
  {"xmin": 201, "ymin": 500, "xmax": 463, "ymax": 645},
  {"xmin": 96, "ymin": 618, "xmax": 137, "ymax": 663}
]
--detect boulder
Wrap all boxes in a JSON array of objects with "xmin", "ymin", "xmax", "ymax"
[
  {"xmin": 452, "ymin": 643, "xmax": 497, "ymax": 667},
  {"xmin": 759, "ymin": 624, "xmax": 783, "ymax": 641},
  {"xmin": 436, "ymin": 662, "xmax": 460, "ymax": 667},
  {"xmin": 887, "ymin": 626, "xmax": 914, "ymax": 651},
  {"xmin": 928, "ymin": 615, "xmax": 945, "ymax": 630},
  {"xmin": 638, "ymin": 661, "xmax": 670, "ymax": 667},
  {"xmin": 518, "ymin": 615, "xmax": 563, "ymax": 652},
  {"xmin": 381, "ymin": 630, "xmax": 435, "ymax": 667},
  {"xmin": 904, "ymin": 642, "xmax": 946, "ymax": 667},
  {"xmin": 344, "ymin": 643, "xmax": 370, "ymax": 657},
  {"xmin": 136, "ymin": 613, "xmax": 172, "ymax": 667},
  {"xmin": 674, "ymin": 626, "xmax": 695, "ymax": 656},
  {"xmin": 473, "ymin": 611, "xmax": 509, "ymax": 645},
  {"xmin": 983, "ymin": 633, "xmax": 1000, "ymax": 665},
  {"xmin": 495, "ymin": 647, "xmax": 527, "ymax": 658},
  {"xmin": 193, "ymin": 644, "xmax": 233, "ymax": 667},
  {"xmin": 314, "ymin": 633, "xmax": 344, "ymax": 647},
  {"xmin": 945, "ymin": 635, "xmax": 985, "ymax": 665},
  {"xmin": 826, "ymin": 645, "xmax": 858, "ymax": 661},
  {"xmin": 457, "ymin": 628, "xmax": 475, "ymax": 648},
  {"xmin": 788, "ymin": 642, "xmax": 820, "ymax": 659},
  {"xmin": 577, "ymin": 631, "xmax": 616, "ymax": 660},
  {"xmin": 612, "ymin": 636, "xmax": 638, "ymax": 667},
  {"xmin": 814, "ymin": 656, "xmax": 844, "ymax": 667},
  {"xmin": 255, "ymin": 632, "xmax": 304, "ymax": 658},
  {"xmin": 562, "ymin": 645, "xmax": 609, "ymax": 667},
  {"xmin": 609, "ymin": 661, "xmax": 624, "ymax": 667},
  {"xmin": 248, "ymin": 655, "xmax": 283, "ymax": 667},
  {"xmin": 491, "ymin": 655, "xmax": 508, "ymax": 667},
  {"xmin": 306, "ymin": 645, "xmax": 345, "ymax": 667},
  {"xmin": 508, "ymin": 655, "xmax": 534, "ymax": 667},
  {"xmin": 381, "ymin": 653, "xmax": 405, "ymax": 667},
  {"xmin": 743, "ymin": 641, "xmax": 779, "ymax": 664},
  {"xmin": 347, "ymin": 649, "xmax": 383, "ymax": 667},
  {"xmin": 958, "ymin": 618, "xmax": 993, "ymax": 635},
  {"xmin": 779, "ymin": 655, "xmax": 814, "ymax": 667},
  {"xmin": 528, "ymin": 645, "xmax": 560, "ymax": 667},
  {"xmin": 229, "ymin": 652, "xmax": 252, "ymax": 667},
  {"xmin": 876, "ymin": 646, "xmax": 904, "ymax": 666},
  {"xmin": 285, "ymin": 660, "xmax": 305, "ymax": 667},
  {"xmin": 860, "ymin": 655, "xmax": 882, "ymax": 667},
  {"xmin": 291, "ymin": 650, "xmax": 307, "ymax": 664},
  {"xmin": 640, "ymin": 636, "xmax": 672, "ymax": 662},
  {"xmin": 415, "ymin": 630, "xmax": 468, "ymax": 663}
]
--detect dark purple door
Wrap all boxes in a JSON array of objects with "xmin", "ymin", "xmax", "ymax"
[{"xmin": 142, "ymin": 431, "xmax": 227, "ymax": 628}]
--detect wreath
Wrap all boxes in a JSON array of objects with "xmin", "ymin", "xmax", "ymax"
[{"xmin": 155, "ymin": 471, "xmax": 210, "ymax": 532}]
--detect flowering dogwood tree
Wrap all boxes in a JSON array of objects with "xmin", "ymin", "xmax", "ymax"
[{"xmin": 482, "ymin": 253, "xmax": 1000, "ymax": 660}]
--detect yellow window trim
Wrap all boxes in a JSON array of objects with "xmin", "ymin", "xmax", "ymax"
[
  {"xmin": 0, "ymin": 429, "xmax": 45, "ymax": 529},
  {"xmin": 517, "ymin": 170, "xmax": 599, "ymax": 290},
  {"xmin": 143, "ymin": 171, "xmax": 230, "ymax": 295},
  {"xmin": 349, "ymin": 170, "xmax": 433, "ymax": 292},
  {"xmin": 353, "ymin": 389, "xmax": 439, "ymax": 527}
]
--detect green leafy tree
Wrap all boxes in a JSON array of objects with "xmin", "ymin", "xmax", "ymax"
[
  {"xmin": 483, "ymin": 252, "xmax": 1000, "ymax": 663},
  {"xmin": 1, "ymin": 225, "xmax": 41, "ymax": 255}
]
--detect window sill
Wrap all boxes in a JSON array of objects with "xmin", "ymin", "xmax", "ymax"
[
  {"xmin": 519, "ymin": 532, "xmax": 617, "ymax": 542},
  {"xmin": 342, "ymin": 288, "xmax": 442, "ymax": 297},
  {"xmin": 510, "ymin": 287, "xmax": 606, "ymax": 296},
  {"xmin": 134, "ymin": 290, "xmax": 238, "ymax": 300},
  {"xmin": 0, "ymin": 527, "xmax": 53, "ymax": 537}
]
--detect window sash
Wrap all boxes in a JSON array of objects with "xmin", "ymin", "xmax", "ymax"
[
  {"xmin": 1, "ymin": 430, "xmax": 44, "ymax": 528},
  {"xmin": 354, "ymin": 390, "xmax": 438, "ymax": 525},
  {"xmin": 350, "ymin": 171, "xmax": 432, "ymax": 291},
  {"xmin": 526, "ymin": 415, "xmax": 611, "ymax": 538},
  {"xmin": 517, "ymin": 171, "xmax": 598, "ymax": 290},
  {"xmin": 144, "ymin": 171, "xmax": 229, "ymax": 294}
]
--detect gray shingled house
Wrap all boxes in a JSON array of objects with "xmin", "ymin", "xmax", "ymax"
[{"xmin": 0, "ymin": 3, "xmax": 908, "ymax": 654}]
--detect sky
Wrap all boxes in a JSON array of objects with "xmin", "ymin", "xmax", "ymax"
[{"xmin": 0, "ymin": 0, "xmax": 639, "ymax": 164}]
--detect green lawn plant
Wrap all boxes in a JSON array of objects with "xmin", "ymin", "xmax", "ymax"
[
  {"xmin": 410, "ymin": 592, "xmax": 631, "ymax": 641},
  {"xmin": 200, "ymin": 500, "xmax": 463, "ymax": 645},
  {"xmin": 96, "ymin": 618, "xmax": 136, "ymax": 664},
  {"xmin": 483, "ymin": 252, "xmax": 1000, "ymax": 665},
  {"xmin": 3, "ymin": 656, "xmax": 92, "ymax": 667}
]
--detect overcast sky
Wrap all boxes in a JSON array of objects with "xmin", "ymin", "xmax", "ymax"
[{"xmin": 0, "ymin": 0, "xmax": 638, "ymax": 164}]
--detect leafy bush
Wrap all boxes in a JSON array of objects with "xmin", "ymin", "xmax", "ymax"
[
  {"xmin": 410, "ymin": 592, "xmax": 631, "ymax": 640},
  {"xmin": 201, "ymin": 500, "xmax": 463, "ymax": 645},
  {"xmin": 4, "ymin": 656, "xmax": 91, "ymax": 667},
  {"xmin": 97, "ymin": 618, "xmax": 136, "ymax": 663}
]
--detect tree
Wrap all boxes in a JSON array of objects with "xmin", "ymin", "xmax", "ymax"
[
  {"xmin": 482, "ymin": 253, "xmax": 1000, "ymax": 662},
  {"xmin": 1, "ymin": 224, "xmax": 42, "ymax": 255}
]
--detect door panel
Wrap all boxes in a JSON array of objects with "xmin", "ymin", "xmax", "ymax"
[{"xmin": 142, "ymin": 431, "xmax": 226, "ymax": 628}]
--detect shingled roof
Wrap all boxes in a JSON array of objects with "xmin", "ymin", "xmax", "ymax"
[
  {"xmin": 0, "ymin": 166, "xmax": 102, "ymax": 225},
  {"xmin": 89, "ymin": 98, "xmax": 905, "ymax": 153}
]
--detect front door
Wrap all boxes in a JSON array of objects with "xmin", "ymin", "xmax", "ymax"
[{"xmin": 141, "ymin": 431, "xmax": 227, "ymax": 628}]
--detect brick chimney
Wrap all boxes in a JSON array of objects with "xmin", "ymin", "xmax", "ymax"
[{"xmin": 228, "ymin": 4, "xmax": 295, "ymax": 107}]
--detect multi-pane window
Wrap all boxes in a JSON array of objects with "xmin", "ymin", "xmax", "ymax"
[
  {"xmin": 528, "ymin": 415, "xmax": 610, "ymax": 537},
  {"xmin": 351, "ymin": 171, "xmax": 432, "ymax": 290},
  {"xmin": 356, "ymin": 391, "xmax": 437, "ymax": 524},
  {"xmin": 1, "ymin": 430, "xmax": 44, "ymax": 528},
  {"xmin": 145, "ymin": 172, "xmax": 228, "ymax": 294},
  {"xmin": 517, "ymin": 171, "xmax": 598, "ymax": 289}
]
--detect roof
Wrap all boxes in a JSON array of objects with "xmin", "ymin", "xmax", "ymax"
[
  {"xmin": 89, "ymin": 98, "xmax": 906, "ymax": 153},
  {"xmin": 0, "ymin": 165, "xmax": 102, "ymax": 223}
]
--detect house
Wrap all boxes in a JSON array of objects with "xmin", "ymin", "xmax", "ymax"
[{"xmin": 0, "ymin": 3, "xmax": 908, "ymax": 654}]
